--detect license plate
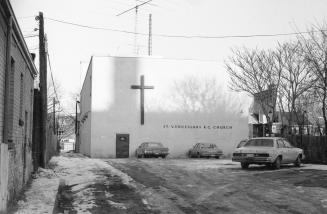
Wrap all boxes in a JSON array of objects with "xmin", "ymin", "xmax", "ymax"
[{"xmin": 246, "ymin": 154, "xmax": 254, "ymax": 157}]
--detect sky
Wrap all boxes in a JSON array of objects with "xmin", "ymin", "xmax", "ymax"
[{"xmin": 9, "ymin": 0, "xmax": 327, "ymax": 113}]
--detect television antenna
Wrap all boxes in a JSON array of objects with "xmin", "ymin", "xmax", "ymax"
[{"xmin": 116, "ymin": 0, "xmax": 154, "ymax": 55}]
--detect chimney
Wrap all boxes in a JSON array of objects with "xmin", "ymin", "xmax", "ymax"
[{"xmin": 30, "ymin": 53, "xmax": 36, "ymax": 62}]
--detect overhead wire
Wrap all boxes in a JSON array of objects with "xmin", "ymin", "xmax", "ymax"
[
  {"xmin": 45, "ymin": 16, "xmax": 323, "ymax": 39},
  {"xmin": 47, "ymin": 52, "xmax": 60, "ymax": 103}
]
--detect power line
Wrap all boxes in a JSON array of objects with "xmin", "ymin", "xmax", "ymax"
[
  {"xmin": 17, "ymin": 16, "xmax": 36, "ymax": 19},
  {"xmin": 116, "ymin": 0, "xmax": 153, "ymax": 16},
  {"xmin": 47, "ymin": 52, "xmax": 59, "ymax": 102},
  {"xmin": 24, "ymin": 34, "xmax": 38, "ymax": 38},
  {"xmin": 45, "ymin": 16, "xmax": 323, "ymax": 40}
]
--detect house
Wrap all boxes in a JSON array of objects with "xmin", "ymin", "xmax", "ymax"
[
  {"xmin": 0, "ymin": 0, "xmax": 37, "ymax": 211},
  {"xmin": 77, "ymin": 56, "xmax": 251, "ymax": 158}
]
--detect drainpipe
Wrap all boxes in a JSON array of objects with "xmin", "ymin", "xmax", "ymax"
[{"xmin": 3, "ymin": 15, "xmax": 13, "ymax": 148}]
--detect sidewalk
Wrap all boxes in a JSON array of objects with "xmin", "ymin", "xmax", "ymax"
[{"xmin": 11, "ymin": 152, "xmax": 151, "ymax": 214}]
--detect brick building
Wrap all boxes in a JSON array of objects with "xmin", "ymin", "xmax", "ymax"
[{"xmin": 0, "ymin": 0, "xmax": 37, "ymax": 211}]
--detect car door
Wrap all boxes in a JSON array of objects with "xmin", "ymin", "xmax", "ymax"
[
  {"xmin": 277, "ymin": 139, "xmax": 289, "ymax": 163},
  {"xmin": 283, "ymin": 140, "xmax": 297, "ymax": 162}
]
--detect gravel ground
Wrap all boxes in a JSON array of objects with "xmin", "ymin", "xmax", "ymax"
[
  {"xmin": 11, "ymin": 154, "xmax": 327, "ymax": 214},
  {"xmin": 107, "ymin": 158, "xmax": 327, "ymax": 214}
]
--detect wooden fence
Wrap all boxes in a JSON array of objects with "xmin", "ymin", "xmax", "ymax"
[{"xmin": 286, "ymin": 135, "xmax": 327, "ymax": 164}]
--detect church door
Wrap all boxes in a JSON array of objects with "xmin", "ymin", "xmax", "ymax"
[{"xmin": 116, "ymin": 134, "xmax": 129, "ymax": 158}]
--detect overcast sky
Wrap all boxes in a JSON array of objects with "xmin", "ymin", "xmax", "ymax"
[{"xmin": 10, "ymin": 0, "xmax": 327, "ymax": 113}]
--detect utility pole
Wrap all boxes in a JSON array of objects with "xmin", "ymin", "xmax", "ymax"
[
  {"xmin": 38, "ymin": 12, "xmax": 47, "ymax": 167},
  {"xmin": 148, "ymin": 14, "xmax": 152, "ymax": 56},
  {"xmin": 75, "ymin": 100, "xmax": 80, "ymax": 134},
  {"xmin": 75, "ymin": 100, "xmax": 80, "ymax": 153}
]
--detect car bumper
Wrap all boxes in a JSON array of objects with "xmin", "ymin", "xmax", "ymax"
[
  {"xmin": 202, "ymin": 153, "xmax": 222, "ymax": 157},
  {"xmin": 232, "ymin": 156, "xmax": 273, "ymax": 163},
  {"xmin": 144, "ymin": 151, "xmax": 169, "ymax": 156}
]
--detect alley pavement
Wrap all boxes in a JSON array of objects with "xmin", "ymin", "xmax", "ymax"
[{"xmin": 10, "ymin": 153, "xmax": 327, "ymax": 214}]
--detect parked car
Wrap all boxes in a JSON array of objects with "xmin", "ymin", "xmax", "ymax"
[
  {"xmin": 232, "ymin": 137, "xmax": 304, "ymax": 169},
  {"xmin": 136, "ymin": 142, "xmax": 169, "ymax": 158},
  {"xmin": 188, "ymin": 143, "xmax": 223, "ymax": 158}
]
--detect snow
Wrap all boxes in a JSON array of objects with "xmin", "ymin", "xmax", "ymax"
[
  {"xmin": 12, "ymin": 153, "xmax": 327, "ymax": 214},
  {"xmin": 301, "ymin": 164, "xmax": 327, "ymax": 171},
  {"xmin": 14, "ymin": 169, "xmax": 59, "ymax": 214},
  {"xmin": 13, "ymin": 153, "xmax": 138, "ymax": 214}
]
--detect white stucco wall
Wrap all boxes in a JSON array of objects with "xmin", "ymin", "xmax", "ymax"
[
  {"xmin": 84, "ymin": 56, "xmax": 251, "ymax": 158},
  {"xmin": 79, "ymin": 58, "xmax": 93, "ymax": 156}
]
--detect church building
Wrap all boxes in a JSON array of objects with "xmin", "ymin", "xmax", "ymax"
[{"xmin": 77, "ymin": 56, "xmax": 251, "ymax": 158}]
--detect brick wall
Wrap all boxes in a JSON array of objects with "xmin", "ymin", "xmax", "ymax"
[
  {"xmin": 0, "ymin": 8, "xmax": 7, "ymax": 146},
  {"xmin": 0, "ymin": 1, "xmax": 36, "ymax": 209},
  {"xmin": 6, "ymin": 35, "xmax": 35, "ymax": 203}
]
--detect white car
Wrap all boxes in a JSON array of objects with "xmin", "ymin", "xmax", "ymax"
[{"xmin": 232, "ymin": 137, "xmax": 304, "ymax": 169}]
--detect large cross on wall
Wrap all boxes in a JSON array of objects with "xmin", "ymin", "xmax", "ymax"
[{"xmin": 131, "ymin": 75, "xmax": 154, "ymax": 125}]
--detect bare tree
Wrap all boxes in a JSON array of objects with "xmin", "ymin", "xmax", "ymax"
[
  {"xmin": 172, "ymin": 76, "xmax": 239, "ymax": 114},
  {"xmin": 57, "ymin": 114, "xmax": 75, "ymax": 143},
  {"xmin": 299, "ymin": 24, "xmax": 327, "ymax": 135},
  {"xmin": 275, "ymin": 42, "xmax": 315, "ymax": 130},
  {"xmin": 225, "ymin": 47, "xmax": 281, "ymax": 134}
]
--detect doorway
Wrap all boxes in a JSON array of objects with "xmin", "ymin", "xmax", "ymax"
[{"xmin": 116, "ymin": 134, "xmax": 129, "ymax": 158}]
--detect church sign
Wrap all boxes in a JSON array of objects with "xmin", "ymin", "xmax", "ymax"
[{"xmin": 163, "ymin": 124, "xmax": 232, "ymax": 129}]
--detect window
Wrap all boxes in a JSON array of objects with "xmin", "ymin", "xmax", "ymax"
[
  {"xmin": 277, "ymin": 140, "xmax": 285, "ymax": 148},
  {"xmin": 283, "ymin": 140, "xmax": 293, "ymax": 148},
  {"xmin": 244, "ymin": 139, "xmax": 274, "ymax": 147},
  {"xmin": 147, "ymin": 142, "xmax": 163, "ymax": 148},
  {"xmin": 20, "ymin": 73, "xmax": 24, "ymax": 118}
]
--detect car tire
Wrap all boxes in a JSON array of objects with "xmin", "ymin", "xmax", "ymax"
[
  {"xmin": 274, "ymin": 156, "xmax": 281, "ymax": 169},
  {"xmin": 162, "ymin": 155, "xmax": 167, "ymax": 159},
  {"xmin": 188, "ymin": 152, "xmax": 192, "ymax": 158},
  {"xmin": 294, "ymin": 155, "xmax": 301, "ymax": 167},
  {"xmin": 215, "ymin": 156, "xmax": 220, "ymax": 159},
  {"xmin": 241, "ymin": 162, "xmax": 249, "ymax": 169}
]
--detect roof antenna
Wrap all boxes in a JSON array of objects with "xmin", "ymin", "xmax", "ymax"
[{"xmin": 116, "ymin": 0, "xmax": 153, "ymax": 55}]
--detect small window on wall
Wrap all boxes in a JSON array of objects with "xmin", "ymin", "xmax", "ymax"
[{"xmin": 19, "ymin": 73, "xmax": 25, "ymax": 126}]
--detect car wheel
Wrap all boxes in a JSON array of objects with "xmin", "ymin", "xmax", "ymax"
[
  {"xmin": 294, "ymin": 155, "xmax": 301, "ymax": 167},
  {"xmin": 215, "ymin": 156, "xmax": 220, "ymax": 159},
  {"xmin": 274, "ymin": 156, "xmax": 281, "ymax": 169},
  {"xmin": 241, "ymin": 162, "xmax": 249, "ymax": 169},
  {"xmin": 162, "ymin": 155, "xmax": 167, "ymax": 159},
  {"xmin": 188, "ymin": 152, "xmax": 192, "ymax": 158}
]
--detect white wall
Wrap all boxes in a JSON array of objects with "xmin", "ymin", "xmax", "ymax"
[
  {"xmin": 79, "ymin": 58, "xmax": 93, "ymax": 156},
  {"xmin": 87, "ymin": 56, "xmax": 251, "ymax": 158}
]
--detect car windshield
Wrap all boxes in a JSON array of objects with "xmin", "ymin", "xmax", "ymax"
[
  {"xmin": 202, "ymin": 144, "xmax": 216, "ymax": 148},
  {"xmin": 147, "ymin": 142, "xmax": 163, "ymax": 148},
  {"xmin": 244, "ymin": 139, "xmax": 274, "ymax": 147},
  {"xmin": 237, "ymin": 140, "xmax": 247, "ymax": 148}
]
